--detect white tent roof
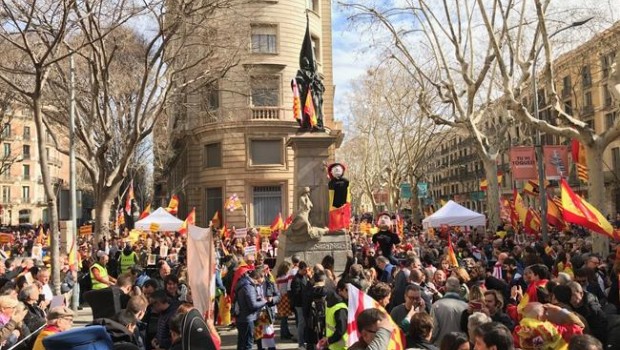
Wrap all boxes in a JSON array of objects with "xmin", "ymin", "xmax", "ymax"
[
  {"xmin": 422, "ymin": 200, "xmax": 486, "ymax": 228},
  {"xmin": 135, "ymin": 207, "xmax": 184, "ymax": 231}
]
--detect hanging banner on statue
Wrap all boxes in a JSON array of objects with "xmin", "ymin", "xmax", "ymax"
[
  {"xmin": 510, "ymin": 146, "xmax": 537, "ymax": 180},
  {"xmin": 400, "ymin": 183, "xmax": 412, "ymax": 200},
  {"xmin": 416, "ymin": 182, "xmax": 428, "ymax": 199},
  {"xmin": 543, "ymin": 145, "xmax": 569, "ymax": 180}
]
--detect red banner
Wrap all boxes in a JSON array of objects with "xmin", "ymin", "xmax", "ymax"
[
  {"xmin": 510, "ymin": 147, "xmax": 537, "ymax": 180},
  {"xmin": 544, "ymin": 145, "xmax": 569, "ymax": 180}
]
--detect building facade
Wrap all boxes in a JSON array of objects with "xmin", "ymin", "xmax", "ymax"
[
  {"xmin": 159, "ymin": 0, "xmax": 338, "ymax": 227},
  {"xmin": 0, "ymin": 108, "xmax": 69, "ymax": 225},
  {"xmin": 428, "ymin": 21, "xmax": 620, "ymax": 216}
]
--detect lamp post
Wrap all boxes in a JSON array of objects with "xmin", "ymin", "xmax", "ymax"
[{"xmin": 533, "ymin": 17, "xmax": 593, "ymax": 244}]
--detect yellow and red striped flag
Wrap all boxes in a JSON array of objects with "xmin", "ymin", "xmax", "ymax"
[
  {"xmin": 303, "ymin": 88, "xmax": 318, "ymax": 127},
  {"xmin": 547, "ymin": 196, "xmax": 565, "ymax": 230},
  {"xmin": 347, "ymin": 283, "xmax": 405, "ymax": 350},
  {"xmin": 561, "ymin": 179, "xmax": 613, "ymax": 238},
  {"xmin": 179, "ymin": 207, "xmax": 196, "ymax": 235},
  {"xmin": 166, "ymin": 195, "xmax": 179, "ymax": 216},
  {"xmin": 138, "ymin": 203, "xmax": 151, "ymax": 220},
  {"xmin": 292, "ymin": 79, "xmax": 302, "ymax": 123},
  {"xmin": 270, "ymin": 212, "xmax": 284, "ymax": 231},
  {"xmin": 447, "ymin": 235, "xmax": 459, "ymax": 267},
  {"xmin": 572, "ymin": 140, "xmax": 589, "ymax": 182}
]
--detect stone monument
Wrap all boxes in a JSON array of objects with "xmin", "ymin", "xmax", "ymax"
[{"xmin": 276, "ymin": 132, "xmax": 350, "ymax": 275}]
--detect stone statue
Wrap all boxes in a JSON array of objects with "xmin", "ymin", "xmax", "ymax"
[{"xmin": 284, "ymin": 186, "xmax": 328, "ymax": 243}]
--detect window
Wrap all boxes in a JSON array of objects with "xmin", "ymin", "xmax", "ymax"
[
  {"xmin": 23, "ymin": 126, "xmax": 30, "ymax": 140},
  {"xmin": 1, "ymin": 123, "xmax": 10, "ymax": 138},
  {"xmin": 306, "ymin": 0, "xmax": 319, "ymax": 12},
  {"xmin": 253, "ymin": 185, "xmax": 281, "ymax": 226},
  {"xmin": 22, "ymin": 145, "xmax": 30, "ymax": 160},
  {"xmin": 204, "ymin": 142, "xmax": 222, "ymax": 168},
  {"xmin": 200, "ymin": 82, "xmax": 219, "ymax": 111},
  {"xmin": 606, "ymin": 112, "xmax": 618, "ymax": 129},
  {"xmin": 250, "ymin": 139, "xmax": 282, "ymax": 165},
  {"xmin": 583, "ymin": 91, "xmax": 593, "ymax": 115},
  {"xmin": 564, "ymin": 100, "xmax": 573, "ymax": 116},
  {"xmin": 2, "ymin": 187, "xmax": 9, "ymax": 202},
  {"xmin": 3, "ymin": 143, "xmax": 10, "ymax": 157},
  {"xmin": 581, "ymin": 65, "xmax": 592, "ymax": 87},
  {"xmin": 22, "ymin": 186, "xmax": 29, "ymax": 202},
  {"xmin": 603, "ymin": 84, "xmax": 612, "ymax": 107},
  {"xmin": 311, "ymin": 36, "xmax": 320, "ymax": 62},
  {"xmin": 250, "ymin": 76, "xmax": 279, "ymax": 107},
  {"xmin": 602, "ymin": 52, "xmax": 615, "ymax": 78},
  {"xmin": 251, "ymin": 25, "xmax": 277, "ymax": 54},
  {"xmin": 562, "ymin": 76, "xmax": 571, "ymax": 98},
  {"xmin": 205, "ymin": 187, "xmax": 222, "ymax": 225},
  {"xmin": 2, "ymin": 166, "xmax": 9, "ymax": 179},
  {"xmin": 613, "ymin": 147, "xmax": 620, "ymax": 171},
  {"xmin": 22, "ymin": 165, "xmax": 29, "ymax": 180},
  {"xmin": 585, "ymin": 119, "xmax": 594, "ymax": 130}
]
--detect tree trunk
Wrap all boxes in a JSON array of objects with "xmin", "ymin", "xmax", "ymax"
[
  {"xmin": 586, "ymin": 143, "xmax": 609, "ymax": 255},
  {"xmin": 483, "ymin": 157, "xmax": 501, "ymax": 230},
  {"xmin": 33, "ymin": 94, "xmax": 61, "ymax": 295},
  {"xmin": 95, "ymin": 198, "xmax": 113, "ymax": 247},
  {"xmin": 410, "ymin": 182, "xmax": 422, "ymax": 224}
]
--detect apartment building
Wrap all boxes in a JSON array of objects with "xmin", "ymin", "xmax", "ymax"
[
  {"xmin": 158, "ymin": 0, "xmax": 339, "ymax": 227},
  {"xmin": 0, "ymin": 108, "xmax": 69, "ymax": 225}
]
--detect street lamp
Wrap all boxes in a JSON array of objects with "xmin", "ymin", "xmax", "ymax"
[{"xmin": 533, "ymin": 17, "xmax": 593, "ymax": 244}]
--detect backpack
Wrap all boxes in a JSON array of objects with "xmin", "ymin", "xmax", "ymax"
[{"xmin": 309, "ymin": 294, "xmax": 326, "ymax": 338}]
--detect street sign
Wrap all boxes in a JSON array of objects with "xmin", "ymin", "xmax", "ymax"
[{"xmin": 400, "ymin": 183, "xmax": 412, "ymax": 200}]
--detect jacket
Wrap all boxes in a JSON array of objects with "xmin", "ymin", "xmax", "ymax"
[
  {"xmin": 32, "ymin": 325, "xmax": 62, "ymax": 350},
  {"xmin": 325, "ymin": 292, "xmax": 347, "ymax": 348},
  {"xmin": 236, "ymin": 275, "xmax": 267, "ymax": 323},
  {"xmin": 156, "ymin": 300, "xmax": 180, "ymax": 349},
  {"xmin": 429, "ymin": 293, "xmax": 467, "ymax": 345},
  {"xmin": 290, "ymin": 272, "xmax": 309, "ymax": 308},
  {"xmin": 348, "ymin": 327, "xmax": 393, "ymax": 350},
  {"xmin": 405, "ymin": 337, "xmax": 439, "ymax": 350},
  {"xmin": 573, "ymin": 291, "xmax": 608, "ymax": 344}
]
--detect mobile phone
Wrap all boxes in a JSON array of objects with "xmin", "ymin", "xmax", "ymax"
[{"xmin": 471, "ymin": 301, "xmax": 483, "ymax": 311}]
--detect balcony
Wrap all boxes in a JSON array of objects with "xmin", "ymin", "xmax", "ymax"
[
  {"xmin": 581, "ymin": 105, "xmax": 594, "ymax": 116},
  {"xmin": 35, "ymin": 197, "xmax": 47, "ymax": 206},
  {"xmin": 250, "ymin": 107, "xmax": 283, "ymax": 120},
  {"xmin": 21, "ymin": 197, "xmax": 30, "ymax": 204},
  {"xmin": 47, "ymin": 156, "xmax": 61, "ymax": 167},
  {"xmin": 0, "ymin": 177, "xmax": 12, "ymax": 184},
  {"xmin": 1, "ymin": 132, "xmax": 14, "ymax": 141},
  {"xmin": 22, "ymin": 134, "xmax": 32, "ymax": 142},
  {"xmin": 22, "ymin": 153, "xmax": 31, "ymax": 160},
  {"xmin": 22, "ymin": 174, "xmax": 30, "ymax": 181}
]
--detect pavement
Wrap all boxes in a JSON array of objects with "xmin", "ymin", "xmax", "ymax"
[{"xmin": 73, "ymin": 306, "xmax": 300, "ymax": 350}]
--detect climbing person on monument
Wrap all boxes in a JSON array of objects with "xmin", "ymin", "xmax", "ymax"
[{"xmin": 372, "ymin": 213, "xmax": 401, "ymax": 265}]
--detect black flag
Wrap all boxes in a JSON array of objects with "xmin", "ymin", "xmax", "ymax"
[{"xmin": 299, "ymin": 13, "xmax": 316, "ymax": 72}]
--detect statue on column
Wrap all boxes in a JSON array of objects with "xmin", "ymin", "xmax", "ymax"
[
  {"xmin": 327, "ymin": 163, "xmax": 351, "ymax": 231},
  {"xmin": 284, "ymin": 187, "xmax": 328, "ymax": 243},
  {"xmin": 291, "ymin": 15, "xmax": 324, "ymax": 132}
]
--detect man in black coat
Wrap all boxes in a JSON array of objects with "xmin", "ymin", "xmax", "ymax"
[{"xmin": 290, "ymin": 261, "xmax": 309, "ymax": 348}]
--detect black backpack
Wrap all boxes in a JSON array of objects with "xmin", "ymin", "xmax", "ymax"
[{"xmin": 309, "ymin": 295, "xmax": 326, "ymax": 338}]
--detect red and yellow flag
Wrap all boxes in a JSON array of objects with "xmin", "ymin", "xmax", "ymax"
[
  {"xmin": 524, "ymin": 208, "xmax": 541, "ymax": 235},
  {"xmin": 480, "ymin": 172, "xmax": 504, "ymax": 191},
  {"xmin": 560, "ymin": 179, "xmax": 613, "ymax": 238},
  {"xmin": 303, "ymin": 88, "xmax": 318, "ymax": 127},
  {"xmin": 125, "ymin": 181, "xmax": 134, "ymax": 214},
  {"xmin": 283, "ymin": 214, "xmax": 293, "ymax": 230},
  {"xmin": 447, "ymin": 235, "xmax": 459, "ymax": 267},
  {"xmin": 571, "ymin": 139, "xmax": 589, "ymax": 182},
  {"xmin": 211, "ymin": 210, "xmax": 221, "ymax": 228},
  {"xmin": 138, "ymin": 203, "xmax": 151, "ymax": 220},
  {"xmin": 395, "ymin": 214, "xmax": 405, "ymax": 238},
  {"xmin": 116, "ymin": 209, "xmax": 125, "ymax": 227},
  {"xmin": 292, "ymin": 79, "xmax": 302, "ymax": 122},
  {"xmin": 270, "ymin": 212, "xmax": 284, "ymax": 231},
  {"xmin": 179, "ymin": 207, "xmax": 196, "ymax": 235},
  {"xmin": 166, "ymin": 195, "xmax": 179, "ymax": 216},
  {"xmin": 546, "ymin": 196, "xmax": 565, "ymax": 230}
]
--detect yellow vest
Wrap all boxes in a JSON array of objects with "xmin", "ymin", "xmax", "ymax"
[
  {"xmin": 325, "ymin": 302, "xmax": 348, "ymax": 350},
  {"xmin": 119, "ymin": 251, "xmax": 137, "ymax": 273},
  {"xmin": 90, "ymin": 263, "xmax": 109, "ymax": 290}
]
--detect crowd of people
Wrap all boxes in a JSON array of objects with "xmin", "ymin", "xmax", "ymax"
[
  {"xmin": 220, "ymin": 213, "xmax": 620, "ymax": 350},
  {"xmin": 0, "ymin": 209, "xmax": 619, "ymax": 350}
]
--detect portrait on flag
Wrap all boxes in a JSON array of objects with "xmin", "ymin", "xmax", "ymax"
[{"xmin": 510, "ymin": 146, "xmax": 537, "ymax": 180}]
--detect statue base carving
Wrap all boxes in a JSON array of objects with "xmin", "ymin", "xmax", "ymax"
[{"xmin": 276, "ymin": 230, "xmax": 351, "ymax": 275}]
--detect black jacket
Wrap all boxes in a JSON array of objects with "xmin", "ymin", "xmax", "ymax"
[
  {"xmin": 302, "ymin": 282, "xmax": 330, "ymax": 344},
  {"xmin": 290, "ymin": 273, "xmax": 308, "ymax": 308},
  {"xmin": 573, "ymin": 291, "xmax": 608, "ymax": 344}
]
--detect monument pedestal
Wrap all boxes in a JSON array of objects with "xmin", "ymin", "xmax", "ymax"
[{"xmin": 276, "ymin": 131, "xmax": 349, "ymax": 274}]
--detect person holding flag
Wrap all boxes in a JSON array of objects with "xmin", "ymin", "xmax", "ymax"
[{"xmin": 348, "ymin": 308, "xmax": 395, "ymax": 350}]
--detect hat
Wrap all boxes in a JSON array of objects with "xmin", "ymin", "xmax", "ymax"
[{"xmin": 47, "ymin": 306, "xmax": 75, "ymax": 320}]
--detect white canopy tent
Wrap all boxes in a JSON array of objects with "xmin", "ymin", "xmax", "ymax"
[
  {"xmin": 135, "ymin": 207, "xmax": 184, "ymax": 231},
  {"xmin": 422, "ymin": 200, "xmax": 486, "ymax": 228}
]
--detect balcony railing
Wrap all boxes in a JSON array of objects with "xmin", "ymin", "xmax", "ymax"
[
  {"xmin": 21, "ymin": 197, "xmax": 30, "ymax": 204},
  {"xmin": 250, "ymin": 107, "xmax": 283, "ymax": 120},
  {"xmin": 22, "ymin": 153, "xmax": 31, "ymax": 160}
]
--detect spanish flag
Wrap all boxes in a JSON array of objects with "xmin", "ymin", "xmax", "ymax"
[
  {"xmin": 447, "ymin": 235, "xmax": 459, "ymax": 267},
  {"xmin": 479, "ymin": 172, "xmax": 503, "ymax": 191},
  {"xmin": 211, "ymin": 210, "xmax": 221, "ymax": 228},
  {"xmin": 166, "ymin": 195, "xmax": 179, "ymax": 216},
  {"xmin": 283, "ymin": 214, "xmax": 293, "ymax": 230},
  {"xmin": 179, "ymin": 207, "xmax": 196, "ymax": 235},
  {"xmin": 270, "ymin": 212, "xmax": 284, "ymax": 231},
  {"xmin": 547, "ymin": 196, "xmax": 565, "ymax": 230},
  {"xmin": 560, "ymin": 179, "xmax": 614, "ymax": 238},
  {"xmin": 138, "ymin": 204, "xmax": 151, "ymax": 220}
]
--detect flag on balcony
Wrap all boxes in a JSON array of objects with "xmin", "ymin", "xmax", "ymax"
[
  {"xmin": 225, "ymin": 194, "xmax": 243, "ymax": 212},
  {"xmin": 480, "ymin": 172, "xmax": 503, "ymax": 191},
  {"xmin": 166, "ymin": 195, "xmax": 179, "ymax": 216},
  {"xmin": 560, "ymin": 179, "xmax": 613, "ymax": 238},
  {"xmin": 179, "ymin": 207, "xmax": 196, "ymax": 235},
  {"xmin": 303, "ymin": 89, "xmax": 318, "ymax": 127},
  {"xmin": 125, "ymin": 181, "xmax": 134, "ymax": 214},
  {"xmin": 138, "ymin": 204, "xmax": 151, "ymax": 220},
  {"xmin": 292, "ymin": 79, "xmax": 302, "ymax": 124},
  {"xmin": 571, "ymin": 139, "xmax": 589, "ymax": 182}
]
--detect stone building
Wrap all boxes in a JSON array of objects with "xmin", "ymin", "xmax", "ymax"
[
  {"xmin": 0, "ymin": 107, "xmax": 69, "ymax": 225},
  {"xmin": 158, "ymin": 0, "xmax": 340, "ymax": 227}
]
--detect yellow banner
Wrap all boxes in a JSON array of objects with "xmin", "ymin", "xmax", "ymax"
[
  {"xmin": 79, "ymin": 225, "xmax": 92, "ymax": 236},
  {"xmin": 258, "ymin": 227, "xmax": 272, "ymax": 236},
  {"xmin": 150, "ymin": 223, "xmax": 160, "ymax": 232}
]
